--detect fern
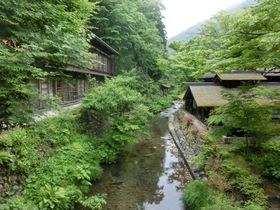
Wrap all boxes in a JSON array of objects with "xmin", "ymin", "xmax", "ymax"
[
  {"xmin": 0, "ymin": 151, "xmax": 14, "ymax": 165},
  {"xmin": 80, "ymin": 194, "xmax": 107, "ymax": 210}
]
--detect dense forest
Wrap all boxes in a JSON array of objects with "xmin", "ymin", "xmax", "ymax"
[
  {"xmin": 0, "ymin": 0, "xmax": 279, "ymax": 209},
  {"xmin": 0, "ymin": 0, "xmax": 169, "ymax": 127},
  {"xmin": 167, "ymin": 0, "xmax": 255, "ymax": 46},
  {"xmin": 161, "ymin": 0, "xmax": 280, "ymax": 86},
  {"xmin": 163, "ymin": 0, "xmax": 280, "ymax": 209},
  {"xmin": 0, "ymin": 0, "xmax": 171, "ymax": 209}
]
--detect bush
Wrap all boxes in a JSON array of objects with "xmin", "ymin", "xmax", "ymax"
[
  {"xmin": 0, "ymin": 112, "xmax": 83, "ymax": 175},
  {"xmin": 247, "ymin": 139, "xmax": 280, "ymax": 180},
  {"xmin": 182, "ymin": 180, "xmax": 211, "ymax": 210},
  {"xmin": 182, "ymin": 180, "xmax": 263, "ymax": 210},
  {"xmin": 0, "ymin": 151, "xmax": 14, "ymax": 166},
  {"xmin": 0, "ymin": 112, "xmax": 104, "ymax": 209},
  {"xmin": 80, "ymin": 75, "xmax": 152, "ymax": 150},
  {"xmin": 192, "ymin": 132, "xmax": 268, "ymax": 208},
  {"xmin": 80, "ymin": 194, "xmax": 106, "ymax": 210}
]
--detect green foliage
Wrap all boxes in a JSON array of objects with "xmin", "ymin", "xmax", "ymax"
[
  {"xmin": 221, "ymin": 159, "xmax": 267, "ymax": 207},
  {"xmin": 182, "ymin": 180, "xmax": 211, "ymax": 210},
  {"xmin": 0, "ymin": 196, "xmax": 37, "ymax": 210},
  {"xmin": 247, "ymin": 139, "xmax": 280, "ymax": 180},
  {"xmin": 90, "ymin": 0, "xmax": 166, "ymax": 78},
  {"xmin": 194, "ymin": 133, "xmax": 268, "ymax": 208},
  {"xmin": 182, "ymin": 177, "xmax": 265, "ymax": 210},
  {"xmin": 165, "ymin": 0, "xmax": 280, "ymax": 85},
  {"xmin": 0, "ymin": 112, "xmax": 105, "ymax": 209},
  {"xmin": 0, "ymin": 112, "xmax": 83, "ymax": 174},
  {"xmin": 36, "ymin": 185, "xmax": 70, "ymax": 210},
  {"xmin": 80, "ymin": 74, "xmax": 152, "ymax": 142},
  {"xmin": 207, "ymin": 86, "xmax": 279, "ymax": 149},
  {"xmin": 0, "ymin": 0, "xmax": 97, "ymax": 128},
  {"xmin": 0, "ymin": 151, "xmax": 14, "ymax": 166},
  {"xmin": 80, "ymin": 194, "xmax": 107, "ymax": 210},
  {"xmin": 80, "ymin": 74, "xmax": 158, "ymax": 164}
]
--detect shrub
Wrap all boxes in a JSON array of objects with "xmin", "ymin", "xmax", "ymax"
[
  {"xmin": 181, "ymin": 114, "xmax": 194, "ymax": 126},
  {"xmin": 80, "ymin": 75, "xmax": 152, "ymax": 146},
  {"xmin": 182, "ymin": 180, "xmax": 211, "ymax": 210},
  {"xmin": 182, "ymin": 180, "xmax": 261, "ymax": 210},
  {"xmin": 36, "ymin": 184, "xmax": 70, "ymax": 210},
  {"xmin": 0, "ymin": 151, "xmax": 14, "ymax": 166},
  {"xmin": 80, "ymin": 194, "xmax": 106, "ymax": 210},
  {"xmin": 192, "ymin": 132, "xmax": 268, "ymax": 208},
  {"xmin": 247, "ymin": 139, "xmax": 280, "ymax": 180},
  {"xmin": 0, "ymin": 195, "xmax": 36, "ymax": 210},
  {"xmin": 0, "ymin": 111, "xmax": 105, "ymax": 209}
]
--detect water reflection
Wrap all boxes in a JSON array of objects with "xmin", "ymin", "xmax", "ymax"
[{"xmin": 78, "ymin": 115, "xmax": 192, "ymax": 210}]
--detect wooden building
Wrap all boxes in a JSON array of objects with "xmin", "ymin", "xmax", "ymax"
[
  {"xmin": 184, "ymin": 71, "xmax": 280, "ymax": 120},
  {"xmin": 35, "ymin": 35, "xmax": 119, "ymax": 107}
]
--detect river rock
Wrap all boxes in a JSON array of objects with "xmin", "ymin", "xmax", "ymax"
[{"xmin": 144, "ymin": 154, "xmax": 152, "ymax": 157}]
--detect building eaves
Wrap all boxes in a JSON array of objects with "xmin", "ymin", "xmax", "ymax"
[
  {"xmin": 89, "ymin": 33, "xmax": 119, "ymax": 56},
  {"xmin": 218, "ymin": 72, "xmax": 267, "ymax": 81}
]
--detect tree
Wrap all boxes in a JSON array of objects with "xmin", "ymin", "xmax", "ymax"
[
  {"xmin": 90, "ymin": 0, "xmax": 166, "ymax": 79},
  {"xmin": 207, "ymin": 86, "xmax": 280, "ymax": 149},
  {"xmin": 80, "ymin": 75, "xmax": 152, "ymax": 143},
  {"xmin": 164, "ymin": 0, "xmax": 280, "ymax": 85},
  {"xmin": 0, "ymin": 0, "xmax": 97, "ymax": 128}
]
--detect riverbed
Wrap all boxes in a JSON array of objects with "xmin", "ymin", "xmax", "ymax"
[{"xmin": 78, "ymin": 106, "xmax": 192, "ymax": 210}]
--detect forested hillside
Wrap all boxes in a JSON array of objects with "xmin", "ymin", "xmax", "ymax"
[
  {"xmin": 162, "ymin": 0, "xmax": 280, "ymax": 209},
  {"xmin": 0, "ymin": 1, "xmax": 170, "ymax": 209},
  {"xmin": 161, "ymin": 0, "xmax": 280, "ymax": 86},
  {"xmin": 0, "ymin": 0, "xmax": 279, "ymax": 209},
  {"xmin": 0, "ymin": 0, "xmax": 167, "ymax": 128},
  {"xmin": 167, "ymin": 0, "xmax": 255, "ymax": 46},
  {"xmin": 90, "ymin": 0, "xmax": 166, "ymax": 78},
  {"xmin": 0, "ymin": 0, "xmax": 98, "ymax": 128}
]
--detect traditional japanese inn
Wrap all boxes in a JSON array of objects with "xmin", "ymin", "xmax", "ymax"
[
  {"xmin": 184, "ymin": 70, "xmax": 280, "ymax": 120},
  {"xmin": 34, "ymin": 34, "xmax": 119, "ymax": 108}
]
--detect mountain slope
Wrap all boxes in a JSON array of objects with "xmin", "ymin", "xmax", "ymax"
[{"xmin": 168, "ymin": 0, "xmax": 255, "ymax": 46}]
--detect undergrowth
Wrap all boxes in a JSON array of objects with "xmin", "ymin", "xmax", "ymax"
[
  {"xmin": 0, "ymin": 112, "xmax": 107, "ymax": 209},
  {"xmin": 0, "ymin": 74, "xmax": 174, "ymax": 209},
  {"xmin": 179, "ymin": 111, "xmax": 279, "ymax": 210}
]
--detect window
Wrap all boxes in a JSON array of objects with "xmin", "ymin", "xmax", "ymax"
[
  {"xmin": 54, "ymin": 79, "xmax": 85, "ymax": 104},
  {"xmin": 37, "ymin": 78, "xmax": 86, "ymax": 107},
  {"xmin": 38, "ymin": 79, "xmax": 53, "ymax": 108},
  {"xmin": 95, "ymin": 53, "xmax": 109, "ymax": 73},
  {"xmin": 77, "ymin": 80, "xmax": 85, "ymax": 97}
]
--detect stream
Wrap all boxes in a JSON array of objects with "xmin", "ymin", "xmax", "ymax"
[{"xmin": 78, "ymin": 103, "xmax": 192, "ymax": 210}]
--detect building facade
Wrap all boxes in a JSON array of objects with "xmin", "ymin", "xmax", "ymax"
[
  {"xmin": 184, "ymin": 71, "xmax": 280, "ymax": 120},
  {"xmin": 35, "ymin": 35, "xmax": 119, "ymax": 108}
]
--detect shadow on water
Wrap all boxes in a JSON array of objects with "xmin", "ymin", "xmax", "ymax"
[
  {"xmin": 78, "ymin": 112, "xmax": 192, "ymax": 210},
  {"xmin": 263, "ymin": 179, "xmax": 280, "ymax": 210}
]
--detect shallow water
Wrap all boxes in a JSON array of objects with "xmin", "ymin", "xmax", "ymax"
[
  {"xmin": 263, "ymin": 179, "xmax": 280, "ymax": 210},
  {"xmin": 78, "ymin": 111, "xmax": 192, "ymax": 210}
]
